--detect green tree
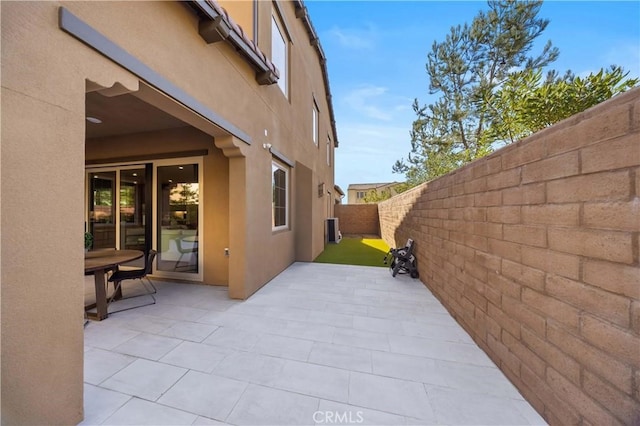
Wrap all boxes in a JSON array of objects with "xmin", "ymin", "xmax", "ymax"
[
  {"xmin": 394, "ymin": 0, "xmax": 558, "ymax": 186},
  {"xmin": 395, "ymin": 1, "xmax": 638, "ymax": 187},
  {"xmin": 363, "ymin": 188, "xmax": 392, "ymax": 203},
  {"xmin": 170, "ymin": 183, "xmax": 199, "ymax": 205},
  {"xmin": 362, "ymin": 183, "xmax": 411, "ymax": 203},
  {"xmin": 484, "ymin": 66, "xmax": 638, "ymax": 144}
]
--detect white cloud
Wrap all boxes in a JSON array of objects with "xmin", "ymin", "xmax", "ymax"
[
  {"xmin": 327, "ymin": 25, "xmax": 375, "ymax": 50},
  {"xmin": 341, "ymin": 85, "xmax": 413, "ymax": 122},
  {"xmin": 393, "ymin": 103, "xmax": 412, "ymax": 113},
  {"xmin": 343, "ymin": 85, "xmax": 393, "ymax": 121}
]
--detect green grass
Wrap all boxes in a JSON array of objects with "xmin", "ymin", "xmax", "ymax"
[{"xmin": 313, "ymin": 236, "xmax": 391, "ymax": 267}]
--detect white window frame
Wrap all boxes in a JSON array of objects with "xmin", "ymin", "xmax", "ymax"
[
  {"xmin": 326, "ymin": 135, "xmax": 331, "ymax": 166},
  {"xmin": 312, "ymin": 100, "xmax": 319, "ymax": 146},
  {"xmin": 272, "ymin": 160, "xmax": 289, "ymax": 231},
  {"xmin": 271, "ymin": 13, "xmax": 288, "ymax": 97}
]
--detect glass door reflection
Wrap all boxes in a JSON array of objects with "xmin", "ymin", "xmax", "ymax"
[
  {"xmin": 120, "ymin": 168, "xmax": 146, "ymax": 251},
  {"xmin": 157, "ymin": 164, "xmax": 199, "ymax": 273},
  {"xmin": 88, "ymin": 171, "xmax": 116, "ymax": 249}
]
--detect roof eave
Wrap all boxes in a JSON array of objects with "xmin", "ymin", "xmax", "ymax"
[
  {"xmin": 190, "ymin": 0, "xmax": 280, "ymax": 86},
  {"xmin": 292, "ymin": 0, "xmax": 339, "ymax": 148}
]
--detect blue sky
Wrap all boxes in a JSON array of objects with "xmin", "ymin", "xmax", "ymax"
[{"xmin": 304, "ymin": 1, "xmax": 640, "ymax": 200}]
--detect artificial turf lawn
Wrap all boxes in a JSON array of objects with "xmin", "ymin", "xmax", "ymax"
[{"xmin": 313, "ymin": 236, "xmax": 391, "ymax": 267}]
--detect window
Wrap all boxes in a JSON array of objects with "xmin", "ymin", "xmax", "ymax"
[
  {"xmin": 271, "ymin": 14, "xmax": 288, "ymax": 96},
  {"xmin": 357, "ymin": 191, "xmax": 365, "ymax": 199},
  {"xmin": 312, "ymin": 101, "xmax": 319, "ymax": 146},
  {"xmin": 326, "ymin": 136, "xmax": 331, "ymax": 166},
  {"xmin": 272, "ymin": 161, "xmax": 289, "ymax": 230}
]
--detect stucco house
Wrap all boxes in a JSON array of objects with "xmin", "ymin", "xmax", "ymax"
[
  {"xmin": 1, "ymin": 1, "xmax": 338, "ymax": 423},
  {"xmin": 347, "ymin": 182, "xmax": 401, "ymax": 204}
]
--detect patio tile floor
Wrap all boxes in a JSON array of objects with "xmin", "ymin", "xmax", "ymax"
[{"xmin": 82, "ymin": 262, "xmax": 547, "ymax": 425}]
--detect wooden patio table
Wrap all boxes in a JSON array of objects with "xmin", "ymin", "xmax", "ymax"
[{"xmin": 84, "ymin": 249, "xmax": 144, "ymax": 321}]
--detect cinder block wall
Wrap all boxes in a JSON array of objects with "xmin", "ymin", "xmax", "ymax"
[
  {"xmin": 335, "ymin": 204, "xmax": 380, "ymax": 236},
  {"xmin": 378, "ymin": 88, "xmax": 640, "ymax": 425}
]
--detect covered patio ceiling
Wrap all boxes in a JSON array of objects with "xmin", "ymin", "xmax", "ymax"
[{"xmin": 85, "ymin": 91, "xmax": 189, "ymax": 140}]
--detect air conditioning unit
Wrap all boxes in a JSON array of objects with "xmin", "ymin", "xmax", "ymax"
[{"xmin": 326, "ymin": 218, "xmax": 341, "ymax": 243}]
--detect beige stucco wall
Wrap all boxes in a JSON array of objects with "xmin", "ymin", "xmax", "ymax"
[
  {"xmin": 87, "ymin": 126, "xmax": 211, "ymax": 163},
  {"xmin": 218, "ymin": 0, "xmax": 254, "ymax": 41},
  {"xmin": 2, "ymin": 0, "xmax": 336, "ymax": 423},
  {"xmin": 1, "ymin": 2, "xmax": 127, "ymax": 423},
  {"xmin": 65, "ymin": 0, "xmax": 336, "ymax": 296}
]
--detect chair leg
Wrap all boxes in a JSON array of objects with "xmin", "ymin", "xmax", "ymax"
[
  {"xmin": 107, "ymin": 280, "xmax": 123, "ymax": 306},
  {"xmin": 142, "ymin": 276, "xmax": 157, "ymax": 294},
  {"xmin": 106, "ymin": 279, "xmax": 156, "ymax": 315},
  {"xmin": 174, "ymin": 253, "xmax": 184, "ymax": 271}
]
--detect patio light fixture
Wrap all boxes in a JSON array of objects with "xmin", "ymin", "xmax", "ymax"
[{"xmin": 86, "ymin": 116, "xmax": 102, "ymax": 124}]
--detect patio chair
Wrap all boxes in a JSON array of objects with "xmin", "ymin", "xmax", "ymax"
[
  {"xmin": 383, "ymin": 238, "xmax": 419, "ymax": 278},
  {"xmin": 107, "ymin": 250, "xmax": 157, "ymax": 314},
  {"xmin": 173, "ymin": 236, "xmax": 198, "ymax": 271}
]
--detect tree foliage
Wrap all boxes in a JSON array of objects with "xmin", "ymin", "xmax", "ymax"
[
  {"xmin": 394, "ymin": 0, "xmax": 638, "ymax": 186},
  {"xmin": 394, "ymin": 0, "xmax": 558, "ymax": 185},
  {"xmin": 362, "ymin": 183, "xmax": 411, "ymax": 203},
  {"xmin": 363, "ymin": 188, "xmax": 393, "ymax": 204},
  {"xmin": 484, "ymin": 66, "xmax": 638, "ymax": 143}
]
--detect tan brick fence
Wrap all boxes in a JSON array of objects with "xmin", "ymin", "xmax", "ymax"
[
  {"xmin": 335, "ymin": 204, "xmax": 380, "ymax": 236},
  {"xmin": 378, "ymin": 88, "xmax": 640, "ymax": 425}
]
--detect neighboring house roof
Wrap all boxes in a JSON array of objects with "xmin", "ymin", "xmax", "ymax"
[
  {"xmin": 334, "ymin": 185, "xmax": 345, "ymax": 196},
  {"xmin": 189, "ymin": 0, "xmax": 339, "ymax": 148},
  {"xmin": 348, "ymin": 182, "xmax": 400, "ymax": 191}
]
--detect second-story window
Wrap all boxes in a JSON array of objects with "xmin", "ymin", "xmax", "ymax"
[
  {"xmin": 326, "ymin": 135, "xmax": 331, "ymax": 166},
  {"xmin": 312, "ymin": 101, "xmax": 319, "ymax": 146},
  {"xmin": 271, "ymin": 13, "xmax": 288, "ymax": 97}
]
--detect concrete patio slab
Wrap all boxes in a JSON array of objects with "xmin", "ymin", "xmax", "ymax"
[{"xmin": 82, "ymin": 262, "xmax": 547, "ymax": 425}]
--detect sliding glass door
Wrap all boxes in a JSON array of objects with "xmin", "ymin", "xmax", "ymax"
[
  {"xmin": 88, "ymin": 171, "xmax": 116, "ymax": 250},
  {"xmin": 119, "ymin": 168, "xmax": 147, "ymax": 251},
  {"xmin": 86, "ymin": 159, "xmax": 202, "ymax": 280},
  {"xmin": 87, "ymin": 167, "xmax": 147, "ymax": 251},
  {"xmin": 156, "ymin": 163, "xmax": 199, "ymax": 274}
]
